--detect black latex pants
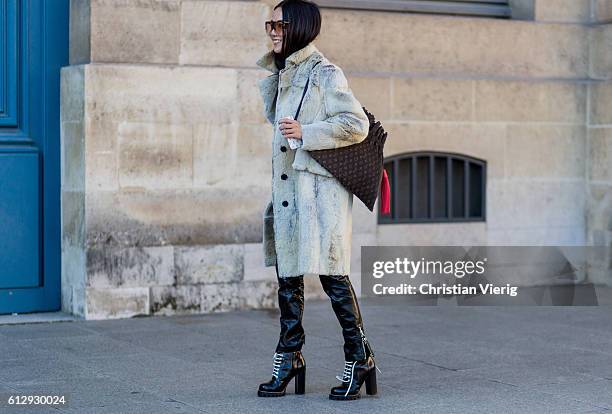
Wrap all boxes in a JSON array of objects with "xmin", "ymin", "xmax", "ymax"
[{"xmin": 274, "ymin": 263, "xmax": 368, "ymax": 361}]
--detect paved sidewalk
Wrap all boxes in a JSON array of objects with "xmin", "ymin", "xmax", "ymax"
[{"xmin": 1, "ymin": 298, "xmax": 611, "ymax": 413}]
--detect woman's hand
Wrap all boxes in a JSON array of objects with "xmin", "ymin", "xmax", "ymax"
[{"xmin": 278, "ymin": 117, "xmax": 302, "ymax": 140}]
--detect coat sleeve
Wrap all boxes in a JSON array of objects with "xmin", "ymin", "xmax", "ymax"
[{"xmin": 300, "ymin": 64, "xmax": 369, "ymax": 151}]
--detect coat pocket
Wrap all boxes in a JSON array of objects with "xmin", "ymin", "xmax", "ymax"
[
  {"xmin": 263, "ymin": 200, "xmax": 277, "ymax": 267},
  {"xmin": 292, "ymin": 148, "xmax": 334, "ymax": 178}
]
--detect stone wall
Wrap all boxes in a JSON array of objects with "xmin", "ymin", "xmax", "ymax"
[
  {"xmin": 316, "ymin": 3, "xmax": 592, "ymax": 290},
  {"xmin": 586, "ymin": 1, "xmax": 612, "ymax": 284},
  {"xmin": 60, "ymin": 0, "xmax": 608, "ymax": 319},
  {"xmin": 61, "ymin": 0, "xmax": 280, "ymax": 319}
]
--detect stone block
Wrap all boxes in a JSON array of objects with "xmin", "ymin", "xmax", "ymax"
[
  {"xmin": 236, "ymin": 123, "xmax": 274, "ymax": 161},
  {"xmin": 86, "ymin": 287, "xmax": 150, "ymax": 319},
  {"xmin": 73, "ymin": 285, "xmax": 87, "ymax": 318},
  {"xmin": 392, "ymin": 78, "xmax": 473, "ymax": 121},
  {"xmin": 382, "ymin": 123, "xmax": 507, "ymax": 179},
  {"xmin": 150, "ymin": 285, "xmax": 202, "ymax": 315},
  {"xmin": 61, "ymin": 284, "xmax": 73, "ymax": 315},
  {"xmin": 175, "ymin": 244, "xmax": 244, "ymax": 285},
  {"xmin": 85, "ymin": 118, "xmax": 117, "ymax": 154},
  {"xmin": 82, "ymin": 64, "xmax": 241, "ymax": 191},
  {"xmin": 591, "ymin": 24, "xmax": 612, "ymax": 80},
  {"xmin": 85, "ymin": 187, "xmax": 268, "ymax": 246},
  {"xmin": 593, "ymin": 0, "xmax": 612, "ymax": 22},
  {"xmin": 200, "ymin": 280, "xmax": 278, "ymax": 313},
  {"xmin": 87, "ymin": 245, "xmax": 175, "ymax": 288},
  {"xmin": 238, "ymin": 69, "xmax": 270, "ymax": 125},
  {"xmin": 60, "ymin": 65, "xmax": 84, "ymax": 123},
  {"xmin": 347, "ymin": 76, "xmax": 391, "ymax": 121},
  {"xmin": 180, "ymin": 0, "xmax": 270, "ymax": 66},
  {"xmin": 62, "ymin": 244, "xmax": 87, "ymax": 317},
  {"xmin": 62, "ymin": 245, "xmax": 86, "ymax": 289},
  {"xmin": 90, "ymin": 0, "xmax": 180, "ymax": 63},
  {"xmin": 200, "ymin": 283, "xmax": 242, "ymax": 313},
  {"xmin": 535, "ymin": 0, "xmax": 590, "ymax": 22},
  {"xmin": 241, "ymin": 280, "xmax": 277, "ymax": 309},
  {"xmin": 70, "ymin": 0, "xmax": 91, "ymax": 64},
  {"xmin": 505, "ymin": 124, "xmax": 586, "ymax": 178},
  {"xmin": 486, "ymin": 178, "xmax": 586, "ymax": 230},
  {"xmin": 590, "ymin": 81, "xmax": 612, "ymax": 125},
  {"xmin": 193, "ymin": 121, "xmax": 271, "ymax": 188},
  {"xmin": 61, "ymin": 122, "xmax": 85, "ymax": 192},
  {"xmin": 587, "ymin": 184, "xmax": 612, "ymax": 231},
  {"xmin": 85, "ymin": 151, "xmax": 118, "ymax": 191},
  {"xmin": 316, "ymin": 9, "xmax": 588, "ymax": 78},
  {"xmin": 486, "ymin": 226, "xmax": 587, "ymax": 245},
  {"xmin": 117, "ymin": 121, "xmax": 193, "ymax": 190},
  {"xmin": 589, "ymin": 128, "xmax": 612, "ymax": 182},
  {"xmin": 243, "ymin": 243, "xmax": 277, "ymax": 282},
  {"xmin": 85, "ymin": 64, "xmax": 239, "ymax": 125},
  {"xmin": 475, "ymin": 80, "xmax": 587, "ymax": 123},
  {"xmin": 192, "ymin": 122, "xmax": 239, "ymax": 187},
  {"xmin": 62, "ymin": 191, "xmax": 85, "ymax": 247},
  {"xmin": 377, "ymin": 222, "xmax": 487, "ymax": 246}
]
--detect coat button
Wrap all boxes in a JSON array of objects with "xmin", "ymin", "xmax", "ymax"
[
  {"xmin": 281, "ymin": 173, "xmax": 288, "ymax": 180},
  {"xmin": 280, "ymin": 146, "xmax": 287, "ymax": 152},
  {"xmin": 282, "ymin": 201, "xmax": 288, "ymax": 207}
]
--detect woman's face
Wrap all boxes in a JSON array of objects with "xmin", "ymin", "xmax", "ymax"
[{"xmin": 269, "ymin": 7, "xmax": 283, "ymax": 54}]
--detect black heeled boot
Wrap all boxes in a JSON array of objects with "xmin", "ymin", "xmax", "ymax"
[
  {"xmin": 258, "ymin": 264, "xmax": 307, "ymax": 397},
  {"xmin": 275, "ymin": 264, "xmax": 305, "ymax": 353},
  {"xmin": 329, "ymin": 353, "xmax": 377, "ymax": 400},
  {"xmin": 319, "ymin": 274, "xmax": 378, "ymax": 400},
  {"xmin": 258, "ymin": 351, "xmax": 306, "ymax": 397}
]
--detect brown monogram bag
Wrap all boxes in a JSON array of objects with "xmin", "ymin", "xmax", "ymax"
[{"xmin": 294, "ymin": 62, "xmax": 390, "ymax": 213}]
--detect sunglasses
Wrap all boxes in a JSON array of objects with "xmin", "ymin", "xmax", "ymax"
[{"xmin": 265, "ymin": 20, "xmax": 290, "ymax": 34}]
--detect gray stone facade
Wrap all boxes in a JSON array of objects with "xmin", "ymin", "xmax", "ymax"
[{"xmin": 60, "ymin": 0, "xmax": 611, "ymax": 319}]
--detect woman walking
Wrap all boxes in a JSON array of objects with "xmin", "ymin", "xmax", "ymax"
[{"xmin": 255, "ymin": 0, "xmax": 378, "ymax": 401}]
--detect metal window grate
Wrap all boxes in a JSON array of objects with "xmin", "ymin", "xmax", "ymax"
[
  {"xmin": 379, "ymin": 151, "xmax": 486, "ymax": 224},
  {"xmin": 317, "ymin": 0, "xmax": 512, "ymax": 18}
]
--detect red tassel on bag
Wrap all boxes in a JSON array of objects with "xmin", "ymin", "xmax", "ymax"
[{"xmin": 380, "ymin": 168, "xmax": 391, "ymax": 215}]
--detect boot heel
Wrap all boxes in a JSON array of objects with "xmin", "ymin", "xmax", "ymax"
[
  {"xmin": 365, "ymin": 368, "xmax": 377, "ymax": 395},
  {"xmin": 294, "ymin": 367, "xmax": 306, "ymax": 394}
]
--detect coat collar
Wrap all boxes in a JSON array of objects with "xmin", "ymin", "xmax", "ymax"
[{"xmin": 256, "ymin": 42, "xmax": 320, "ymax": 74}]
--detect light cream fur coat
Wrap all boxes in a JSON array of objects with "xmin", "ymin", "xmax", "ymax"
[{"xmin": 256, "ymin": 42, "xmax": 369, "ymax": 278}]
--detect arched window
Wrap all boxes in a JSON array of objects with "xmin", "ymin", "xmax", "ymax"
[{"xmin": 379, "ymin": 152, "xmax": 486, "ymax": 224}]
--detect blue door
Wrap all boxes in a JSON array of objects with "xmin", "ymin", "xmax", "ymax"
[{"xmin": 0, "ymin": 0, "xmax": 69, "ymax": 314}]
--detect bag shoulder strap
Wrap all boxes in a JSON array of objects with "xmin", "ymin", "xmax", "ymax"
[{"xmin": 294, "ymin": 60, "xmax": 322, "ymax": 120}]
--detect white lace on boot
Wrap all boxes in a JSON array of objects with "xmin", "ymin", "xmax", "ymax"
[
  {"xmin": 272, "ymin": 352, "xmax": 284, "ymax": 378},
  {"xmin": 336, "ymin": 360, "xmax": 356, "ymax": 383}
]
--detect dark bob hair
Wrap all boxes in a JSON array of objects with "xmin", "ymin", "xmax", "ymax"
[{"xmin": 273, "ymin": 0, "xmax": 321, "ymax": 69}]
